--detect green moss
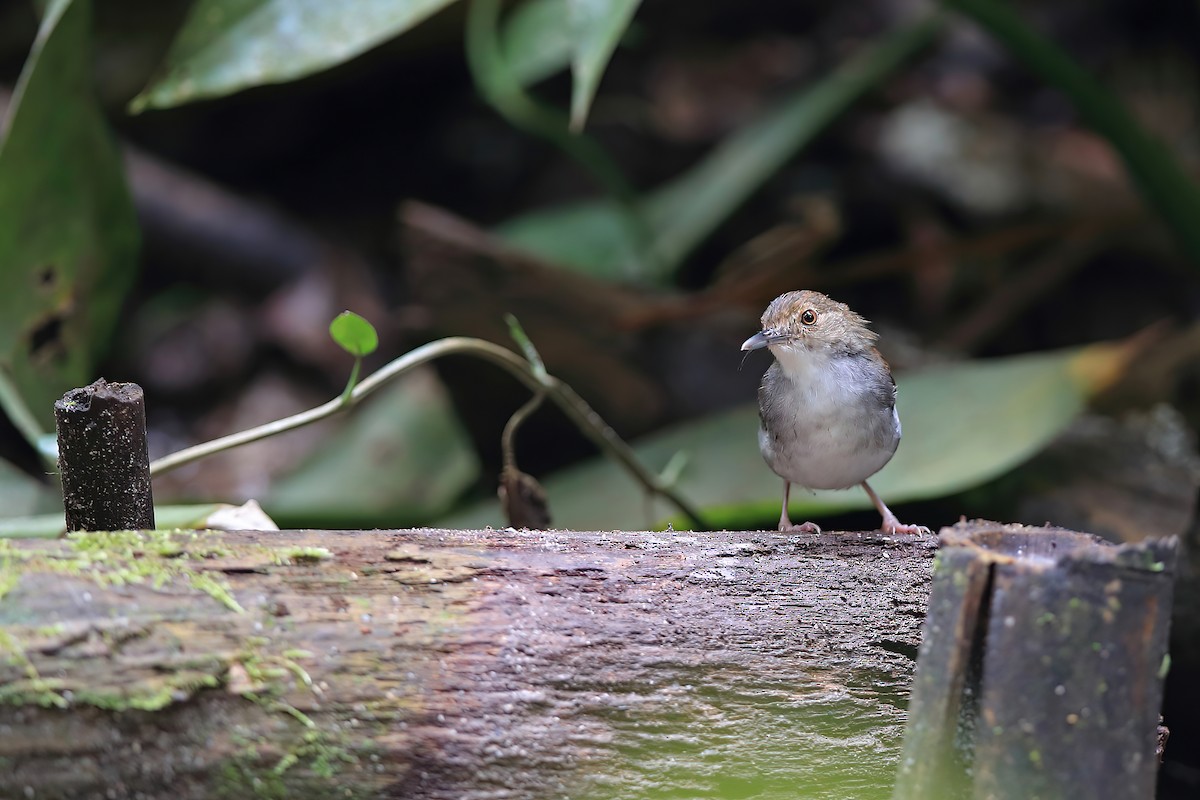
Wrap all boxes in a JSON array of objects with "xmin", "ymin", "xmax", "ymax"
[
  {"xmin": 0, "ymin": 630, "xmax": 68, "ymax": 708},
  {"xmin": 0, "ymin": 543, "xmax": 18, "ymax": 600},
  {"xmin": 217, "ymin": 727, "xmax": 365, "ymax": 800},
  {"xmin": 237, "ymin": 645, "xmax": 316, "ymax": 711},
  {"xmin": 0, "ymin": 678, "xmax": 70, "ymax": 708},
  {"xmin": 0, "ymin": 530, "xmax": 254, "ymax": 710},
  {"xmin": 4, "ymin": 530, "xmax": 374, "ymax": 795},
  {"xmin": 0, "ymin": 562, "xmax": 18, "ymax": 600},
  {"xmin": 189, "ymin": 572, "xmax": 244, "ymax": 612},
  {"xmin": 302, "ymin": 729, "xmax": 360, "ymax": 780},
  {"xmin": 71, "ymin": 671, "xmax": 223, "ymax": 711},
  {"xmin": 3, "ymin": 529, "xmax": 247, "ymax": 612},
  {"xmin": 273, "ymin": 547, "xmax": 332, "ymax": 565},
  {"xmin": 216, "ymin": 699, "xmax": 365, "ymax": 799},
  {"xmin": 218, "ymin": 639, "xmax": 374, "ymax": 793},
  {"xmin": 0, "ymin": 624, "xmax": 228, "ymax": 711}
]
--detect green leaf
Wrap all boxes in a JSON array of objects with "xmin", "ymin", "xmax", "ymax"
[
  {"xmin": 496, "ymin": 13, "xmax": 942, "ymax": 282},
  {"xmin": 329, "ymin": 311, "xmax": 379, "ymax": 357},
  {"xmin": 265, "ymin": 370, "xmax": 479, "ymax": 528},
  {"xmin": 504, "ymin": 313, "xmax": 547, "ymax": 380},
  {"xmin": 566, "ymin": 0, "xmax": 640, "ymax": 131},
  {"xmin": 0, "ymin": 0, "xmax": 141, "ymax": 431},
  {"xmin": 446, "ymin": 342, "xmax": 1129, "ymax": 530},
  {"xmin": 501, "ymin": 0, "xmax": 574, "ymax": 86},
  {"xmin": 468, "ymin": 0, "xmax": 644, "ymax": 251},
  {"xmin": 130, "ymin": 0, "xmax": 460, "ymax": 111},
  {"xmin": 944, "ymin": 0, "xmax": 1200, "ymax": 266}
]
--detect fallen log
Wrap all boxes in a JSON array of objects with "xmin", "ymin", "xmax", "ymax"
[{"xmin": 0, "ymin": 527, "xmax": 935, "ymax": 799}]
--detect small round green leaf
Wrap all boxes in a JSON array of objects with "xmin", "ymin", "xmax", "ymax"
[{"xmin": 329, "ymin": 311, "xmax": 379, "ymax": 357}]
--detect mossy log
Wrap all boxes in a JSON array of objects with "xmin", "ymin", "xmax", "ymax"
[{"xmin": 0, "ymin": 527, "xmax": 934, "ymax": 800}]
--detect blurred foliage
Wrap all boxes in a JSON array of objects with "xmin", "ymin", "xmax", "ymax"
[
  {"xmin": 0, "ymin": 457, "xmax": 53, "ymax": 520},
  {"xmin": 0, "ymin": 0, "xmax": 1197, "ymax": 539},
  {"xmin": 265, "ymin": 370, "xmax": 478, "ymax": 528},
  {"xmin": 562, "ymin": 0, "xmax": 641, "ymax": 132},
  {"xmin": 451, "ymin": 342, "xmax": 1132, "ymax": 530},
  {"xmin": 497, "ymin": 14, "xmax": 942, "ymax": 282},
  {"xmin": 0, "ymin": 0, "xmax": 139, "ymax": 435},
  {"xmin": 0, "ymin": 502, "xmax": 223, "ymax": 539},
  {"xmin": 465, "ymin": 0, "xmax": 644, "ymax": 252},
  {"xmin": 947, "ymin": 0, "xmax": 1200, "ymax": 267},
  {"xmin": 500, "ymin": 0, "xmax": 575, "ymax": 86},
  {"xmin": 130, "ymin": 0, "xmax": 460, "ymax": 111}
]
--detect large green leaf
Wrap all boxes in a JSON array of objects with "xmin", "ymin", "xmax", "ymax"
[
  {"xmin": 501, "ymin": 0, "xmax": 574, "ymax": 86},
  {"xmin": 496, "ymin": 14, "xmax": 942, "ymax": 283},
  {"xmin": 131, "ymin": 0, "xmax": 460, "ymax": 111},
  {"xmin": 566, "ymin": 0, "xmax": 640, "ymax": 131},
  {"xmin": 446, "ymin": 343, "xmax": 1129, "ymax": 530},
  {"xmin": 265, "ymin": 369, "xmax": 479, "ymax": 528},
  {"xmin": 0, "ymin": 0, "xmax": 140, "ymax": 432}
]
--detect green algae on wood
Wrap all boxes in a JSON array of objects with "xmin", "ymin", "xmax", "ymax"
[
  {"xmin": 0, "ymin": 526, "xmax": 934, "ymax": 799},
  {"xmin": 0, "ymin": 529, "xmax": 245, "ymax": 613}
]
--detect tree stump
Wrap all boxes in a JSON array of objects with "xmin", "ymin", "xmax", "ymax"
[
  {"xmin": 53, "ymin": 379, "xmax": 154, "ymax": 532},
  {"xmin": 894, "ymin": 522, "xmax": 1176, "ymax": 800}
]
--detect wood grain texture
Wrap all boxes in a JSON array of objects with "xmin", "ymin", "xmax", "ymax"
[{"xmin": 0, "ymin": 527, "xmax": 936, "ymax": 799}]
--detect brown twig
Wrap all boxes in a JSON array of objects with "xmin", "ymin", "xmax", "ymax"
[{"xmin": 150, "ymin": 337, "xmax": 708, "ymax": 531}]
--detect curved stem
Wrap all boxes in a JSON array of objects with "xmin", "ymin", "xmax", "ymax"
[
  {"xmin": 500, "ymin": 390, "xmax": 544, "ymax": 473},
  {"xmin": 339, "ymin": 357, "xmax": 361, "ymax": 406},
  {"xmin": 149, "ymin": 337, "xmax": 708, "ymax": 531}
]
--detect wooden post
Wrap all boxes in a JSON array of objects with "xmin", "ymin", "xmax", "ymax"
[
  {"xmin": 893, "ymin": 522, "xmax": 1177, "ymax": 800},
  {"xmin": 53, "ymin": 378, "xmax": 155, "ymax": 532}
]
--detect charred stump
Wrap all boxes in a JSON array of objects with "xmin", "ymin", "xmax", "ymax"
[{"xmin": 53, "ymin": 379, "xmax": 154, "ymax": 532}]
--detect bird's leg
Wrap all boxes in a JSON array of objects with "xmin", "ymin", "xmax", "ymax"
[
  {"xmin": 861, "ymin": 480, "xmax": 929, "ymax": 535},
  {"xmin": 779, "ymin": 481, "xmax": 821, "ymax": 533},
  {"xmin": 778, "ymin": 481, "xmax": 792, "ymax": 530}
]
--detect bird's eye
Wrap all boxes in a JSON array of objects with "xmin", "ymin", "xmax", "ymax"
[{"xmin": 801, "ymin": 309, "xmax": 817, "ymax": 325}]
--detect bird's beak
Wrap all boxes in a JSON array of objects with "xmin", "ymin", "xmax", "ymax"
[{"xmin": 741, "ymin": 331, "xmax": 771, "ymax": 351}]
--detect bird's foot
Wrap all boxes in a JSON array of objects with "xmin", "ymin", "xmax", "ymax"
[
  {"xmin": 780, "ymin": 521, "xmax": 822, "ymax": 534},
  {"xmin": 879, "ymin": 516, "xmax": 930, "ymax": 536}
]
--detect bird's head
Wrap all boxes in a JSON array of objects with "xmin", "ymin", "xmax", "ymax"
[{"xmin": 741, "ymin": 290, "xmax": 877, "ymax": 357}]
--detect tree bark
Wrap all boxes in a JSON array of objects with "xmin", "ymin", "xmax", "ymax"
[
  {"xmin": 0, "ymin": 527, "xmax": 935, "ymax": 800},
  {"xmin": 894, "ymin": 524, "xmax": 1176, "ymax": 799}
]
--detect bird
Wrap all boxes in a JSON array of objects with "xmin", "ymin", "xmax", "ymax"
[{"xmin": 741, "ymin": 290, "xmax": 928, "ymax": 535}]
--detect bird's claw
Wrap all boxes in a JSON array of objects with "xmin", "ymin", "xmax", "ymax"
[
  {"xmin": 781, "ymin": 521, "xmax": 822, "ymax": 533},
  {"xmin": 881, "ymin": 521, "xmax": 930, "ymax": 536}
]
